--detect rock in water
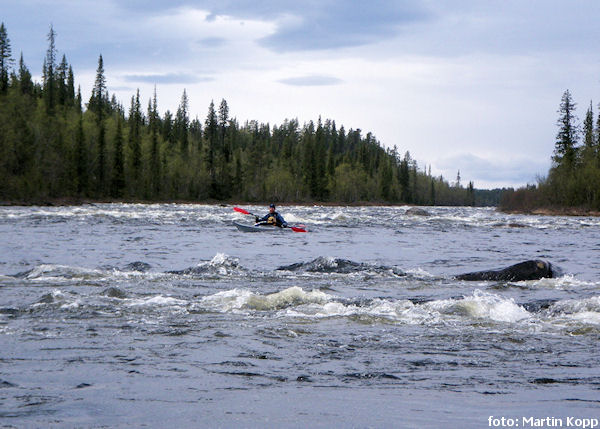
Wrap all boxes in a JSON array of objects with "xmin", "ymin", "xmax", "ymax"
[
  {"xmin": 456, "ymin": 260, "xmax": 554, "ymax": 281},
  {"xmin": 405, "ymin": 207, "xmax": 431, "ymax": 217}
]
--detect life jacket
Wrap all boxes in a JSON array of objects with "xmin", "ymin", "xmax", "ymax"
[{"xmin": 267, "ymin": 215, "xmax": 277, "ymax": 225}]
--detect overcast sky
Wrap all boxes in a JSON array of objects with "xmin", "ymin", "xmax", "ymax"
[{"xmin": 3, "ymin": 0, "xmax": 600, "ymax": 188}]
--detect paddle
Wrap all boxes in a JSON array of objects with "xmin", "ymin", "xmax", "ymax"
[{"xmin": 233, "ymin": 207, "xmax": 307, "ymax": 233}]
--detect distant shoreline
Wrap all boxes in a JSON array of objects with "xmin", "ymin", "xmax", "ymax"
[{"xmin": 500, "ymin": 207, "xmax": 600, "ymax": 217}]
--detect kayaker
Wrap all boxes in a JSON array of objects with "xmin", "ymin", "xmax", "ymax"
[{"xmin": 255, "ymin": 204, "xmax": 288, "ymax": 228}]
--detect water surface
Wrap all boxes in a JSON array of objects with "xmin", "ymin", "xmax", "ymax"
[{"xmin": 1, "ymin": 204, "xmax": 599, "ymax": 427}]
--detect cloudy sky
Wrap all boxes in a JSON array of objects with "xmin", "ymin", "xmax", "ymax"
[{"xmin": 3, "ymin": 0, "xmax": 600, "ymax": 188}]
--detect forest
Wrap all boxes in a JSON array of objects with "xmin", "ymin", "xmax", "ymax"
[
  {"xmin": 500, "ymin": 89, "xmax": 600, "ymax": 213},
  {"xmin": 1, "ymin": 23, "xmax": 490, "ymax": 206}
]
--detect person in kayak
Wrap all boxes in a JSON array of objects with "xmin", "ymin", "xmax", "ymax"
[{"xmin": 255, "ymin": 204, "xmax": 288, "ymax": 228}]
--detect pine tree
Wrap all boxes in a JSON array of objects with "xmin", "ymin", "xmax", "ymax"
[{"xmin": 0, "ymin": 23, "xmax": 13, "ymax": 94}]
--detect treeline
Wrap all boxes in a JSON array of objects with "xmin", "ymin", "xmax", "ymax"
[
  {"xmin": 1, "ymin": 24, "xmax": 478, "ymax": 205},
  {"xmin": 501, "ymin": 89, "xmax": 600, "ymax": 212}
]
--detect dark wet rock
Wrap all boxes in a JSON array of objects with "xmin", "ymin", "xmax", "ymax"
[
  {"xmin": 532, "ymin": 378, "xmax": 560, "ymax": 384},
  {"xmin": 102, "ymin": 287, "xmax": 127, "ymax": 299},
  {"xmin": 123, "ymin": 261, "xmax": 152, "ymax": 272},
  {"xmin": 456, "ymin": 260, "xmax": 555, "ymax": 281},
  {"xmin": 405, "ymin": 207, "xmax": 431, "ymax": 217},
  {"xmin": 167, "ymin": 256, "xmax": 241, "ymax": 276},
  {"xmin": 277, "ymin": 257, "xmax": 405, "ymax": 276},
  {"xmin": 521, "ymin": 299, "xmax": 558, "ymax": 313},
  {"xmin": 0, "ymin": 380, "xmax": 18, "ymax": 388},
  {"xmin": 278, "ymin": 257, "xmax": 363, "ymax": 273},
  {"xmin": 75, "ymin": 383, "xmax": 92, "ymax": 389},
  {"xmin": 167, "ymin": 266, "xmax": 207, "ymax": 275},
  {"xmin": 508, "ymin": 223, "xmax": 527, "ymax": 228},
  {"xmin": 12, "ymin": 268, "xmax": 33, "ymax": 278},
  {"xmin": 36, "ymin": 293, "xmax": 57, "ymax": 304}
]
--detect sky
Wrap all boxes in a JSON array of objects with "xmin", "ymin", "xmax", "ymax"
[{"xmin": 2, "ymin": 0, "xmax": 600, "ymax": 189}]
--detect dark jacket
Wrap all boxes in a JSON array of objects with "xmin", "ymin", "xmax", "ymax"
[{"xmin": 256, "ymin": 211, "xmax": 288, "ymax": 227}]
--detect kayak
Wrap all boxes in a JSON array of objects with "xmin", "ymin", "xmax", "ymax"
[{"xmin": 233, "ymin": 221, "xmax": 285, "ymax": 233}]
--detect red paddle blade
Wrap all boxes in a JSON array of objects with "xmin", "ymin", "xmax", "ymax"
[
  {"xmin": 290, "ymin": 226, "xmax": 307, "ymax": 233},
  {"xmin": 233, "ymin": 207, "xmax": 251, "ymax": 215}
]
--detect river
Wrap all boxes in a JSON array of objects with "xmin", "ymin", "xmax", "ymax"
[{"xmin": 1, "ymin": 204, "xmax": 599, "ymax": 428}]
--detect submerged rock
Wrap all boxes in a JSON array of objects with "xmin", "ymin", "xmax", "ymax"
[
  {"xmin": 102, "ymin": 287, "xmax": 128, "ymax": 299},
  {"xmin": 123, "ymin": 261, "xmax": 152, "ymax": 272},
  {"xmin": 456, "ymin": 260, "xmax": 555, "ymax": 281},
  {"xmin": 277, "ymin": 256, "xmax": 405, "ymax": 276},
  {"xmin": 405, "ymin": 207, "xmax": 431, "ymax": 217}
]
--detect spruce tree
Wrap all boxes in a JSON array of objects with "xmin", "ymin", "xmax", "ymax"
[
  {"xmin": 90, "ymin": 55, "xmax": 107, "ymax": 121},
  {"xmin": 175, "ymin": 89, "xmax": 189, "ymax": 153},
  {"xmin": 205, "ymin": 100, "xmax": 218, "ymax": 196},
  {"xmin": 67, "ymin": 66, "xmax": 75, "ymax": 104},
  {"xmin": 553, "ymin": 89, "xmax": 579, "ymax": 169},
  {"xmin": 128, "ymin": 90, "xmax": 142, "ymax": 184},
  {"xmin": 582, "ymin": 101, "xmax": 595, "ymax": 163},
  {"xmin": 43, "ymin": 25, "xmax": 57, "ymax": 114},
  {"xmin": 75, "ymin": 113, "xmax": 87, "ymax": 196},
  {"xmin": 218, "ymin": 98, "xmax": 230, "ymax": 162},
  {"xmin": 111, "ymin": 117, "xmax": 125, "ymax": 198},
  {"xmin": 17, "ymin": 53, "xmax": 33, "ymax": 95},
  {"xmin": 0, "ymin": 23, "xmax": 13, "ymax": 94},
  {"xmin": 57, "ymin": 54, "xmax": 68, "ymax": 106},
  {"xmin": 97, "ymin": 122, "xmax": 106, "ymax": 195},
  {"xmin": 149, "ymin": 87, "xmax": 160, "ymax": 197},
  {"xmin": 596, "ymin": 103, "xmax": 600, "ymax": 166}
]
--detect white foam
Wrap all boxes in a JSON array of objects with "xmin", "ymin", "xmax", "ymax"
[
  {"xmin": 545, "ymin": 296, "xmax": 600, "ymax": 326},
  {"xmin": 127, "ymin": 295, "xmax": 187, "ymax": 308},
  {"xmin": 530, "ymin": 275, "xmax": 597, "ymax": 290},
  {"xmin": 427, "ymin": 290, "xmax": 531, "ymax": 323},
  {"xmin": 199, "ymin": 286, "xmax": 331, "ymax": 313},
  {"xmin": 23, "ymin": 264, "xmax": 102, "ymax": 280}
]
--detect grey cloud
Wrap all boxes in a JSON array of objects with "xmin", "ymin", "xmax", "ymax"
[
  {"xmin": 278, "ymin": 75, "xmax": 343, "ymax": 86},
  {"xmin": 123, "ymin": 73, "xmax": 214, "ymax": 84},
  {"xmin": 258, "ymin": 1, "xmax": 429, "ymax": 52},
  {"xmin": 436, "ymin": 153, "xmax": 550, "ymax": 188},
  {"xmin": 197, "ymin": 37, "xmax": 227, "ymax": 48}
]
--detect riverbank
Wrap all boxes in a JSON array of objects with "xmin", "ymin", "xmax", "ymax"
[{"xmin": 500, "ymin": 206, "xmax": 600, "ymax": 217}]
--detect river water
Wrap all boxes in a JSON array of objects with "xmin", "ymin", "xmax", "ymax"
[{"xmin": 1, "ymin": 204, "xmax": 599, "ymax": 428}]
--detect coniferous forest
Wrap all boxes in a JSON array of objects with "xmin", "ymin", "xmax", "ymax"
[
  {"xmin": 500, "ymin": 89, "xmax": 600, "ymax": 213},
  {"xmin": 1, "ymin": 24, "xmax": 484, "ymax": 206}
]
